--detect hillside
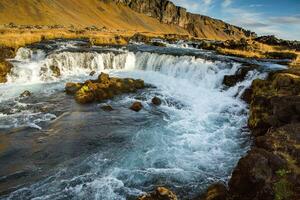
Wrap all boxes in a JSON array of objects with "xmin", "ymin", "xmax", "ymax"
[
  {"xmin": 114, "ymin": 0, "xmax": 257, "ymax": 40},
  {"xmin": 0, "ymin": 0, "xmax": 186, "ymax": 34},
  {"xmin": 0, "ymin": 0, "xmax": 256, "ymax": 41}
]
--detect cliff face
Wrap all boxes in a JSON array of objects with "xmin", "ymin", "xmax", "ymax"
[{"xmin": 113, "ymin": 0, "xmax": 256, "ymax": 40}]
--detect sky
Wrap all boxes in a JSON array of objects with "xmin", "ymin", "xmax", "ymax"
[{"xmin": 172, "ymin": 0, "xmax": 300, "ymax": 40}]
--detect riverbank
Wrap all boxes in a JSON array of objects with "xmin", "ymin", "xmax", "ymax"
[{"xmin": 200, "ymin": 67, "xmax": 300, "ymax": 200}]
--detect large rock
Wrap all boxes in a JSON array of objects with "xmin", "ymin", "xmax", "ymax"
[
  {"xmin": 228, "ymin": 148, "xmax": 287, "ymax": 200},
  {"xmin": 223, "ymin": 65, "xmax": 257, "ymax": 87},
  {"xmin": 0, "ymin": 60, "xmax": 13, "ymax": 83},
  {"xmin": 248, "ymin": 70, "xmax": 300, "ymax": 136},
  {"xmin": 138, "ymin": 187, "xmax": 177, "ymax": 200},
  {"xmin": 130, "ymin": 101, "xmax": 143, "ymax": 112},
  {"xmin": 65, "ymin": 73, "xmax": 145, "ymax": 104},
  {"xmin": 152, "ymin": 96, "xmax": 162, "ymax": 106},
  {"xmin": 200, "ymin": 183, "xmax": 227, "ymax": 200}
]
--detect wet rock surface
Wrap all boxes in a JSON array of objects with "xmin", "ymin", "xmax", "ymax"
[
  {"xmin": 138, "ymin": 187, "xmax": 177, "ymax": 200},
  {"xmin": 237, "ymin": 69, "xmax": 299, "ymax": 200},
  {"xmin": 152, "ymin": 96, "xmax": 162, "ymax": 106},
  {"xmin": 204, "ymin": 68, "xmax": 300, "ymax": 200},
  {"xmin": 65, "ymin": 73, "xmax": 145, "ymax": 104},
  {"xmin": 130, "ymin": 101, "xmax": 143, "ymax": 112},
  {"xmin": 223, "ymin": 65, "xmax": 257, "ymax": 87},
  {"xmin": 19, "ymin": 90, "xmax": 32, "ymax": 98}
]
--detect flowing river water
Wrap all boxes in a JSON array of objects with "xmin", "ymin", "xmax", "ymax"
[{"xmin": 0, "ymin": 40, "xmax": 285, "ymax": 199}]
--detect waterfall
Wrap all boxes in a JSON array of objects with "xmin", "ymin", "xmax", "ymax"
[{"xmin": 1, "ymin": 43, "xmax": 266, "ymax": 200}]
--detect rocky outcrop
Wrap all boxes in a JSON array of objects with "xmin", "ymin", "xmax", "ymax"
[
  {"xmin": 0, "ymin": 46, "xmax": 15, "ymax": 83},
  {"xmin": 202, "ymin": 68, "xmax": 300, "ymax": 200},
  {"xmin": 113, "ymin": 0, "xmax": 256, "ymax": 40},
  {"xmin": 65, "ymin": 73, "xmax": 145, "ymax": 104},
  {"xmin": 138, "ymin": 187, "xmax": 177, "ymax": 200},
  {"xmin": 230, "ymin": 69, "xmax": 300, "ymax": 200},
  {"xmin": 255, "ymin": 35, "xmax": 300, "ymax": 51},
  {"xmin": 0, "ymin": 60, "xmax": 13, "ymax": 83}
]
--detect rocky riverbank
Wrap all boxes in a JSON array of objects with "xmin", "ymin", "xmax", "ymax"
[
  {"xmin": 136, "ymin": 67, "xmax": 300, "ymax": 200},
  {"xmin": 200, "ymin": 68, "xmax": 300, "ymax": 200}
]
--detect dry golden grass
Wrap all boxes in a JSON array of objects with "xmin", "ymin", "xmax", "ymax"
[
  {"xmin": 0, "ymin": 0, "xmax": 186, "ymax": 35},
  {"xmin": 216, "ymin": 48, "xmax": 263, "ymax": 58},
  {"xmin": 214, "ymin": 39, "xmax": 299, "ymax": 62}
]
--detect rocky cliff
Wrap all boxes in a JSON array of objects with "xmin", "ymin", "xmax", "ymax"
[{"xmin": 113, "ymin": 0, "xmax": 256, "ymax": 40}]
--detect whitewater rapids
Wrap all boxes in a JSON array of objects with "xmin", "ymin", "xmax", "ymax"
[{"xmin": 0, "ymin": 40, "xmax": 272, "ymax": 199}]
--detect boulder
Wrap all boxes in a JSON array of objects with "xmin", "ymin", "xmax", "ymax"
[
  {"xmin": 75, "ymin": 86, "xmax": 95, "ymax": 104},
  {"xmin": 101, "ymin": 105, "xmax": 114, "ymax": 112},
  {"xmin": 0, "ymin": 60, "xmax": 13, "ymax": 83},
  {"xmin": 152, "ymin": 96, "xmax": 162, "ymax": 106},
  {"xmin": 130, "ymin": 101, "xmax": 143, "ymax": 112},
  {"xmin": 228, "ymin": 148, "xmax": 286, "ymax": 200},
  {"xmin": 200, "ymin": 183, "xmax": 227, "ymax": 200},
  {"xmin": 138, "ymin": 187, "xmax": 177, "ymax": 200},
  {"xmin": 65, "ymin": 73, "xmax": 145, "ymax": 104},
  {"xmin": 20, "ymin": 90, "xmax": 31, "ymax": 98},
  {"xmin": 223, "ymin": 66, "xmax": 257, "ymax": 87}
]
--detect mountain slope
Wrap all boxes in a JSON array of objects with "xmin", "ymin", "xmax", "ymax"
[
  {"xmin": 114, "ymin": 0, "xmax": 256, "ymax": 40},
  {"xmin": 0, "ymin": 0, "xmax": 186, "ymax": 34}
]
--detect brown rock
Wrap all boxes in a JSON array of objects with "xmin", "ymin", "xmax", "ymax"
[
  {"xmin": 138, "ymin": 187, "xmax": 177, "ymax": 200},
  {"xmin": 200, "ymin": 183, "xmax": 227, "ymax": 200},
  {"xmin": 75, "ymin": 85, "xmax": 95, "ymax": 104},
  {"xmin": 130, "ymin": 101, "xmax": 143, "ymax": 112},
  {"xmin": 66, "ymin": 73, "xmax": 145, "ymax": 104},
  {"xmin": 101, "ymin": 105, "xmax": 114, "ymax": 112},
  {"xmin": 98, "ymin": 72, "xmax": 110, "ymax": 84},
  {"xmin": 20, "ymin": 90, "xmax": 31, "ymax": 98},
  {"xmin": 0, "ymin": 60, "xmax": 13, "ymax": 83},
  {"xmin": 228, "ymin": 148, "xmax": 286, "ymax": 200},
  {"xmin": 152, "ymin": 96, "xmax": 162, "ymax": 106}
]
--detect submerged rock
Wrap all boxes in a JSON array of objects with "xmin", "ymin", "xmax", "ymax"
[
  {"xmin": 138, "ymin": 187, "xmax": 177, "ymax": 200},
  {"xmin": 65, "ymin": 73, "xmax": 145, "ymax": 104},
  {"xmin": 49, "ymin": 65, "xmax": 61, "ymax": 77},
  {"xmin": 130, "ymin": 101, "xmax": 143, "ymax": 112},
  {"xmin": 152, "ymin": 96, "xmax": 162, "ymax": 106},
  {"xmin": 100, "ymin": 104, "xmax": 114, "ymax": 112},
  {"xmin": 20, "ymin": 90, "xmax": 31, "ymax": 98},
  {"xmin": 89, "ymin": 71, "xmax": 96, "ymax": 76},
  {"xmin": 223, "ymin": 66, "xmax": 257, "ymax": 87}
]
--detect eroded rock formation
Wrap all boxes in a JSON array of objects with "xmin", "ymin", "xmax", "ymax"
[
  {"xmin": 65, "ymin": 73, "xmax": 145, "ymax": 104},
  {"xmin": 113, "ymin": 0, "xmax": 256, "ymax": 40}
]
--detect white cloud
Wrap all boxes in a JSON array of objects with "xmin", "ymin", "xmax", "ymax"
[
  {"xmin": 222, "ymin": 0, "xmax": 232, "ymax": 8},
  {"xmin": 172, "ymin": 0, "xmax": 214, "ymax": 14}
]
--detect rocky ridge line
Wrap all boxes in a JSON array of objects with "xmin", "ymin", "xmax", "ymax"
[{"xmin": 113, "ymin": 0, "xmax": 256, "ymax": 40}]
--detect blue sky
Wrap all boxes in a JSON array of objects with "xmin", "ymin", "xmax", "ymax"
[{"xmin": 172, "ymin": 0, "xmax": 300, "ymax": 40}]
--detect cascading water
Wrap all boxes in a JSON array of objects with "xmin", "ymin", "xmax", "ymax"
[{"xmin": 0, "ymin": 41, "xmax": 270, "ymax": 200}]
